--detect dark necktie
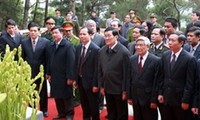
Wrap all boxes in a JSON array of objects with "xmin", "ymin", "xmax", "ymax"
[
  {"xmin": 154, "ymin": 46, "xmax": 157, "ymax": 52},
  {"xmin": 138, "ymin": 56, "xmax": 143, "ymax": 73},
  {"xmin": 190, "ymin": 47, "xmax": 195, "ymax": 55},
  {"xmin": 56, "ymin": 43, "xmax": 59, "ymax": 49},
  {"xmin": 79, "ymin": 46, "xmax": 86, "ymax": 76},
  {"xmin": 32, "ymin": 39, "xmax": 36, "ymax": 52},
  {"xmin": 170, "ymin": 54, "xmax": 176, "ymax": 70}
]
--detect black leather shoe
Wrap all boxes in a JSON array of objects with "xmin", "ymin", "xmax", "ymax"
[
  {"xmin": 53, "ymin": 114, "xmax": 65, "ymax": 119},
  {"xmin": 43, "ymin": 111, "xmax": 48, "ymax": 117}
]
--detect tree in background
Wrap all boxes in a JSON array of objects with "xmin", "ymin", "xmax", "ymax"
[
  {"xmin": 108, "ymin": 0, "xmax": 149, "ymax": 22},
  {"xmin": 23, "ymin": 0, "xmax": 30, "ymax": 29},
  {"xmin": 30, "ymin": 0, "xmax": 45, "ymax": 27},
  {"xmin": 149, "ymin": 0, "xmax": 196, "ymax": 29},
  {"xmin": 0, "ymin": 0, "xmax": 199, "ymax": 31},
  {"xmin": 0, "ymin": 0, "xmax": 23, "ymax": 30}
]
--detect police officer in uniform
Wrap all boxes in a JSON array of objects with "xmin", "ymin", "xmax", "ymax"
[
  {"xmin": 62, "ymin": 21, "xmax": 80, "ymax": 47},
  {"xmin": 149, "ymin": 27, "xmax": 169, "ymax": 57}
]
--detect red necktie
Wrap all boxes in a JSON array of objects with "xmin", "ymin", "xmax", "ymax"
[{"xmin": 138, "ymin": 56, "xmax": 143, "ymax": 73}]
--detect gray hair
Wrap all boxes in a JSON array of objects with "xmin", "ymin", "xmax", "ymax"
[{"xmin": 136, "ymin": 36, "xmax": 151, "ymax": 45}]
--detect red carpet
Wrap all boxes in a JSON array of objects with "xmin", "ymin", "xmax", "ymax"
[{"xmin": 44, "ymin": 98, "xmax": 133, "ymax": 120}]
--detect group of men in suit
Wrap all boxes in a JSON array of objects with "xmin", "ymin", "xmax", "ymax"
[{"xmin": 1, "ymin": 16, "xmax": 200, "ymax": 120}]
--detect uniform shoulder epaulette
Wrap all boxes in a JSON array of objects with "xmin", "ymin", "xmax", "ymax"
[
  {"xmin": 163, "ymin": 44, "xmax": 169, "ymax": 48},
  {"xmin": 73, "ymin": 35, "xmax": 79, "ymax": 39}
]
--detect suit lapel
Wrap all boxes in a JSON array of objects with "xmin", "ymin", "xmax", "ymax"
[
  {"xmin": 14, "ymin": 34, "xmax": 21, "ymax": 45},
  {"xmin": 140, "ymin": 54, "xmax": 152, "ymax": 76},
  {"xmin": 34, "ymin": 38, "xmax": 43, "ymax": 52},
  {"xmin": 166, "ymin": 51, "xmax": 171, "ymax": 75},
  {"xmin": 194, "ymin": 44, "xmax": 200, "ymax": 58},
  {"xmin": 28, "ymin": 38, "xmax": 35, "ymax": 54},
  {"xmin": 134, "ymin": 55, "xmax": 140, "ymax": 75},
  {"xmin": 171, "ymin": 50, "xmax": 185, "ymax": 73},
  {"xmin": 130, "ymin": 55, "xmax": 139, "ymax": 79},
  {"xmin": 82, "ymin": 42, "xmax": 92, "ymax": 64},
  {"xmin": 55, "ymin": 39, "xmax": 65, "ymax": 52},
  {"xmin": 5, "ymin": 34, "xmax": 16, "ymax": 45}
]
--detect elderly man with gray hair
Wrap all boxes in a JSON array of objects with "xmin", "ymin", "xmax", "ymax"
[
  {"xmin": 85, "ymin": 19, "xmax": 105, "ymax": 48},
  {"xmin": 127, "ymin": 36, "xmax": 161, "ymax": 120}
]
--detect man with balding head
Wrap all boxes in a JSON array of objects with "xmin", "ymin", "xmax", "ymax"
[
  {"xmin": 110, "ymin": 20, "xmax": 129, "ymax": 48},
  {"xmin": 85, "ymin": 19, "xmax": 105, "ymax": 48},
  {"xmin": 127, "ymin": 36, "xmax": 160, "ymax": 120}
]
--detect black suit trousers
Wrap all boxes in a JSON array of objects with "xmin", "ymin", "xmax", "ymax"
[
  {"xmin": 54, "ymin": 97, "xmax": 74, "ymax": 118},
  {"xmin": 39, "ymin": 80, "xmax": 48, "ymax": 112},
  {"xmin": 78, "ymin": 77, "xmax": 100, "ymax": 120},
  {"xmin": 162, "ymin": 104, "xmax": 192, "ymax": 120},
  {"xmin": 105, "ymin": 93, "xmax": 128, "ymax": 120},
  {"xmin": 132, "ymin": 102, "xmax": 158, "ymax": 120}
]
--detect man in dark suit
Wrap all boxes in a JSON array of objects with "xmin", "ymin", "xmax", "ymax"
[
  {"xmin": 191, "ymin": 59, "xmax": 200, "ymax": 120},
  {"xmin": 46, "ymin": 26, "xmax": 75, "ymax": 120},
  {"xmin": 98, "ymin": 27, "xmax": 131, "ymax": 120},
  {"xmin": 185, "ymin": 10, "xmax": 200, "ymax": 35},
  {"xmin": 184, "ymin": 26, "xmax": 200, "ymax": 120},
  {"xmin": 85, "ymin": 19, "xmax": 105, "ymax": 48},
  {"xmin": 74, "ymin": 27, "xmax": 100, "ymax": 120},
  {"xmin": 127, "ymin": 25, "xmax": 146, "ymax": 55},
  {"xmin": 184, "ymin": 26, "xmax": 200, "ymax": 59},
  {"xmin": 127, "ymin": 36, "xmax": 160, "ymax": 120},
  {"xmin": 0, "ymin": 19, "xmax": 23, "ymax": 59},
  {"xmin": 193, "ymin": 59, "xmax": 200, "ymax": 118},
  {"xmin": 21, "ymin": 22, "xmax": 49, "ymax": 117},
  {"xmin": 158, "ymin": 32, "xmax": 197, "ymax": 120},
  {"xmin": 110, "ymin": 20, "xmax": 129, "ymax": 48},
  {"xmin": 163, "ymin": 17, "xmax": 178, "ymax": 45},
  {"xmin": 85, "ymin": 19, "xmax": 105, "ymax": 113}
]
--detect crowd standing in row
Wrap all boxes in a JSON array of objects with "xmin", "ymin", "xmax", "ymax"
[{"xmin": 1, "ymin": 8, "xmax": 200, "ymax": 120}]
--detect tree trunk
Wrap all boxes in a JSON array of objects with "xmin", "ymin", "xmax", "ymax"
[
  {"xmin": 71, "ymin": 0, "xmax": 76, "ymax": 14},
  {"xmin": 22, "ymin": 0, "xmax": 30, "ymax": 29},
  {"xmin": 44, "ymin": 0, "xmax": 49, "ymax": 26},
  {"xmin": 172, "ymin": 0, "xmax": 180, "ymax": 29},
  {"xmin": 33, "ymin": 0, "xmax": 39, "ymax": 22}
]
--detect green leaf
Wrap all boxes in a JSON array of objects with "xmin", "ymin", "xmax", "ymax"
[{"xmin": 0, "ymin": 93, "xmax": 6, "ymax": 103}]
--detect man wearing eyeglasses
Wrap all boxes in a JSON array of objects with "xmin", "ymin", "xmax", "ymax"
[
  {"xmin": 41, "ymin": 16, "xmax": 56, "ymax": 42},
  {"xmin": 62, "ymin": 21, "xmax": 80, "ymax": 47}
]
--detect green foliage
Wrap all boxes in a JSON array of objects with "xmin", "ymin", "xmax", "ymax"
[
  {"xmin": 0, "ymin": 93, "xmax": 6, "ymax": 103},
  {"xmin": 30, "ymin": 7, "xmax": 45, "ymax": 27},
  {"xmin": 149, "ymin": 0, "xmax": 195, "ymax": 28},
  {"xmin": 109, "ymin": 0, "xmax": 149, "ymax": 21},
  {"xmin": 0, "ymin": 46, "xmax": 44, "ymax": 120},
  {"xmin": 0, "ymin": 0, "xmax": 23, "ymax": 30},
  {"xmin": 49, "ymin": 0, "xmax": 71, "ymax": 14}
]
